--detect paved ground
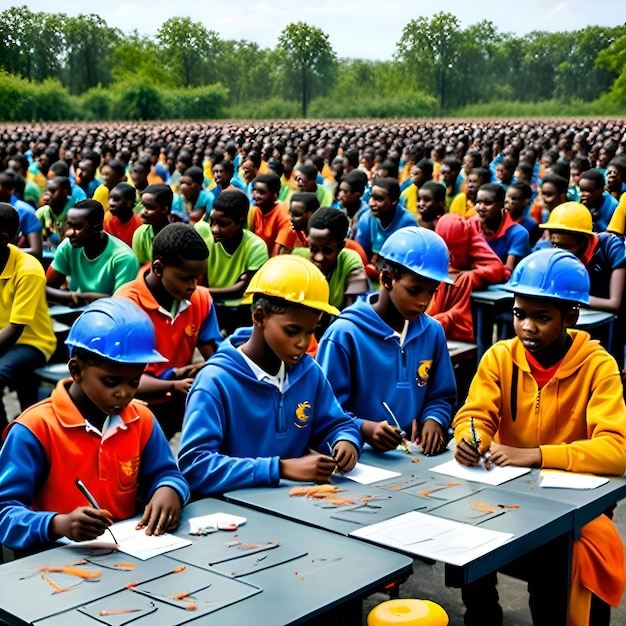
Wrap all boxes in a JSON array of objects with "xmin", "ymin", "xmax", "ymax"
[{"xmin": 3, "ymin": 391, "xmax": 625, "ymax": 625}]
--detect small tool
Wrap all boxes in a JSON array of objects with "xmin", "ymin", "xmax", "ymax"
[
  {"xmin": 382, "ymin": 401, "xmax": 410, "ymax": 453},
  {"xmin": 74, "ymin": 477, "xmax": 119, "ymax": 545},
  {"xmin": 469, "ymin": 418, "xmax": 491, "ymax": 469}
]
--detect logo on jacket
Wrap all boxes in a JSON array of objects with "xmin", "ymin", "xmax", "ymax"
[
  {"xmin": 294, "ymin": 401, "xmax": 311, "ymax": 428},
  {"xmin": 416, "ymin": 360, "xmax": 432, "ymax": 387},
  {"xmin": 119, "ymin": 457, "xmax": 140, "ymax": 477}
]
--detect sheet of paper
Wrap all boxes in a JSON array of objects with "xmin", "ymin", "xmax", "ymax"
[
  {"xmin": 338, "ymin": 462, "xmax": 401, "ymax": 485},
  {"xmin": 188, "ymin": 512, "xmax": 247, "ymax": 534},
  {"xmin": 430, "ymin": 459, "xmax": 530, "ymax": 486},
  {"xmin": 539, "ymin": 470, "xmax": 609, "ymax": 490},
  {"xmin": 350, "ymin": 511, "xmax": 513, "ymax": 566}
]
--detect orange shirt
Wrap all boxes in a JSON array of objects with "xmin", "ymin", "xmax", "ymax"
[
  {"xmin": 103, "ymin": 212, "xmax": 143, "ymax": 247},
  {"xmin": 249, "ymin": 201, "xmax": 298, "ymax": 255}
]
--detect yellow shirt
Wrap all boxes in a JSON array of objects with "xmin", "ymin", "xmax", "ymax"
[
  {"xmin": 607, "ymin": 194, "xmax": 626, "ymax": 236},
  {"xmin": 92, "ymin": 184, "xmax": 110, "ymax": 211},
  {"xmin": 0, "ymin": 244, "xmax": 56, "ymax": 359}
]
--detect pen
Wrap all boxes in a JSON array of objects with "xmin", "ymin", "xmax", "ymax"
[
  {"xmin": 382, "ymin": 401, "xmax": 410, "ymax": 453},
  {"xmin": 327, "ymin": 442, "xmax": 336, "ymax": 458},
  {"xmin": 74, "ymin": 477, "xmax": 119, "ymax": 545},
  {"xmin": 469, "ymin": 419, "xmax": 491, "ymax": 469}
]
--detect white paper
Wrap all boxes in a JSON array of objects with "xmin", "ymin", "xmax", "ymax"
[
  {"xmin": 339, "ymin": 462, "xmax": 401, "ymax": 485},
  {"xmin": 188, "ymin": 512, "xmax": 247, "ymax": 533},
  {"xmin": 539, "ymin": 470, "xmax": 609, "ymax": 490},
  {"xmin": 429, "ymin": 459, "xmax": 530, "ymax": 486},
  {"xmin": 350, "ymin": 511, "xmax": 513, "ymax": 566},
  {"xmin": 63, "ymin": 517, "xmax": 192, "ymax": 559}
]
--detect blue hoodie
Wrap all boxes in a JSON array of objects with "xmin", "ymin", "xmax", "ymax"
[
  {"xmin": 178, "ymin": 327, "xmax": 362, "ymax": 496},
  {"xmin": 317, "ymin": 295, "xmax": 456, "ymax": 434}
]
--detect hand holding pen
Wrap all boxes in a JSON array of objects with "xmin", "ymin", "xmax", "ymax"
[
  {"xmin": 382, "ymin": 401, "xmax": 411, "ymax": 453},
  {"xmin": 71, "ymin": 478, "xmax": 119, "ymax": 544},
  {"xmin": 454, "ymin": 418, "xmax": 492, "ymax": 469}
]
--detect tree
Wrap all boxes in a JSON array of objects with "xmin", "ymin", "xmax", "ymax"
[
  {"xmin": 111, "ymin": 30, "xmax": 170, "ymax": 85},
  {"xmin": 276, "ymin": 22, "xmax": 337, "ymax": 118},
  {"xmin": 596, "ymin": 31, "xmax": 626, "ymax": 104}
]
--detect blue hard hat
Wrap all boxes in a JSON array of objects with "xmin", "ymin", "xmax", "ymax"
[
  {"xmin": 379, "ymin": 226, "xmax": 453, "ymax": 284},
  {"xmin": 502, "ymin": 248, "xmax": 589, "ymax": 305},
  {"xmin": 65, "ymin": 297, "xmax": 167, "ymax": 364}
]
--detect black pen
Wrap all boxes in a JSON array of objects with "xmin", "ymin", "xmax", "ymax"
[
  {"xmin": 74, "ymin": 477, "xmax": 119, "ymax": 545},
  {"xmin": 469, "ymin": 418, "xmax": 491, "ymax": 469}
]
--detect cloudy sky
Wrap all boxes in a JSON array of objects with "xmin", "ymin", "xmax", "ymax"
[{"xmin": 19, "ymin": 0, "xmax": 626, "ymax": 60}]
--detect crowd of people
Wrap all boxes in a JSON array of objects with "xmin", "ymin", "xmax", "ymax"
[{"xmin": 1, "ymin": 117, "xmax": 626, "ymax": 625}]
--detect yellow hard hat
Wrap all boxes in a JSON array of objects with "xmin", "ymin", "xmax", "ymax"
[
  {"xmin": 539, "ymin": 202, "xmax": 593, "ymax": 235},
  {"xmin": 368, "ymin": 599, "xmax": 449, "ymax": 626},
  {"xmin": 244, "ymin": 255, "xmax": 340, "ymax": 317}
]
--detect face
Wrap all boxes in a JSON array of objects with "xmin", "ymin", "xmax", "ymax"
[
  {"xmin": 108, "ymin": 190, "xmax": 134, "ymax": 217},
  {"xmin": 606, "ymin": 165, "xmax": 621, "ymax": 190},
  {"xmin": 257, "ymin": 306, "xmax": 320, "ymax": 367},
  {"xmin": 251, "ymin": 182, "xmax": 275, "ymax": 210},
  {"xmin": 512, "ymin": 295, "xmax": 567, "ymax": 354},
  {"xmin": 337, "ymin": 182, "xmax": 359, "ymax": 208},
  {"xmin": 440, "ymin": 165, "xmax": 454, "ymax": 185},
  {"xmin": 466, "ymin": 173, "xmax": 481, "ymax": 198},
  {"xmin": 65, "ymin": 208, "xmax": 98, "ymax": 248},
  {"xmin": 241, "ymin": 160, "xmax": 257, "ymax": 184},
  {"xmin": 295, "ymin": 171, "xmax": 315, "ymax": 192},
  {"xmin": 410, "ymin": 166, "xmax": 425, "ymax": 187},
  {"xmin": 140, "ymin": 193, "xmax": 168, "ymax": 225},
  {"xmin": 209, "ymin": 209, "xmax": 240, "ymax": 243},
  {"xmin": 540, "ymin": 182, "xmax": 563, "ymax": 212},
  {"xmin": 578, "ymin": 178, "xmax": 603, "ymax": 209},
  {"xmin": 548, "ymin": 231, "xmax": 587, "ymax": 258},
  {"xmin": 505, "ymin": 187, "xmax": 527, "ymax": 217},
  {"xmin": 417, "ymin": 188, "xmax": 441, "ymax": 221},
  {"xmin": 387, "ymin": 273, "xmax": 439, "ymax": 321},
  {"xmin": 44, "ymin": 180, "xmax": 67, "ymax": 208},
  {"xmin": 71, "ymin": 359, "xmax": 144, "ymax": 417},
  {"xmin": 155, "ymin": 257, "xmax": 206, "ymax": 301},
  {"xmin": 288, "ymin": 200, "xmax": 309, "ymax": 231},
  {"xmin": 368, "ymin": 185, "xmax": 396, "ymax": 219},
  {"xmin": 212, "ymin": 165, "xmax": 224, "ymax": 186},
  {"xmin": 570, "ymin": 165, "xmax": 582, "ymax": 187},
  {"xmin": 308, "ymin": 227, "xmax": 341, "ymax": 276},
  {"xmin": 130, "ymin": 168, "xmax": 148, "ymax": 188},
  {"xmin": 179, "ymin": 175, "xmax": 199, "ymax": 200},
  {"xmin": 475, "ymin": 190, "xmax": 501, "ymax": 222}
]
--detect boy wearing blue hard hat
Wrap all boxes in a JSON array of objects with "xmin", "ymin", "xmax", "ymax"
[
  {"xmin": 317, "ymin": 226, "xmax": 457, "ymax": 456},
  {"xmin": 0, "ymin": 297, "xmax": 189, "ymax": 553},
  {"xmin": 453, "ymin": 248, "xmax": 626, "ymax": 626}
]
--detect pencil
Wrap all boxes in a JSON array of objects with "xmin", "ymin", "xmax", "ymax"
[{"xmin": 74, "ymin": 477, "xmax": 119, "ymax": 545}]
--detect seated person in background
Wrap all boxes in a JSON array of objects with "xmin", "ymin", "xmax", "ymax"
[
  {"xmin": 579, "ymin": 168, "xmax": 618, "ymax": 232},
  {"xmin": 46, "ymin": 200, "xmax": 139, "ymax": 307},
  {"xmin": 7, "ymin": 154, "xmax": 42, "ymax": 208},
  {"xmin": 249, "ymin": 173, "xmax": 297, "ymax": 256},
  {"xmin": 92, "ymin": 159, "xmax": 126, "ymax": 212},
  {"xmin": 36, "ymin": 176, "xmax": 73, "ymax": 251},
  {"xmin": 400, "ymin": 158, "xmax": 434, "ymax": 218},
  {"xmin": 116, "ymin": 224, "xmax": 220, "ymax": 440},
  {"xmin": 172, "ymin": 166, "xmax": 214, "ymax": 224},
  {"xmin": 427, "ymin": 213, "xmax": 506, "ymax": 343},
  {"xmin": 294, "ymin": 162, "xmax": 334, "ymax": 207},
  {"xmin": 605, "ymin": 157, "xmax": 626, "ymax": 200},
  {"xmin": 334, "ymin": 169, "xmax": 370, "ymax": 238},
  {"xmin": 132, "ymin": 184, "xmax": 175, "ymax": 265},
  {"xmin": 453, "ymin": 248, "xmax": 626, "ymax": 626},
  {"xmin": 195, "ymin": 191, "xmax": 269, "ymax": 336},
  {"xmin": 0, "ymin": 298, "xmax": 189, "ymax": 553},
  {"xmin": 449, "ymin": 167, "xmax": 491, "ymax": 219},
  {"xmin": 317, "ymin": 227, "xmax": 456, "ymax": 456},
  {"xmin": 472, "ymin": 183, "xmax": 530, "ymax": 278},
  {"xmin": 289, "ymin": 192, "xmax": 320, "ymax": 248},
  {"xmin": 103, "ymin": 182, "xmax": 143, "ymax": 247},
  {"xmin": 530, "ymin": 173, "xmax": 569, "ymax": 226},
  {"xmin": 417, "ymin": 180, "xmax": 446, "ymax": 230},
  {"xmin": 504, "ymin": 182, "xmax": 541, "ymax": 247},
  {"xmin": 178, "ymin": 255, "xmax": 361, "ymax": 496},
  {"xmin": 0, "ymin": 204, "xmax": 56, "ymax": 428}
]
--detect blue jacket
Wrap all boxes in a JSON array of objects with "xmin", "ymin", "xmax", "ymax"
[
  {"xmin": 355, "ymin": 205, "xmax": 417, "ymax": 258},
  {"xmin": 317, "ymin": 295, "xmax": 457, "ymax": 434},
  {"xmin": 178, "ymin": 328, "xmax": 362, "ymax": 496}
]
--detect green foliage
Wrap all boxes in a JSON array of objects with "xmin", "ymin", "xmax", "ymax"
[
  {"xmin": 227, "ymin": 98, "xmax": 301, "ymax": 120},
  {"xmin": 597, "ymin": 32, "xmax": 626, "ymax": 105},
  {"xmin": 114, "ymin": 82, "xmax": 163, "ymax": 120},
  {"xmin": 160, "ymin": 84, "xmax": 229, "ymax": 119},
  {"xmin": 450, "ymin": 98, "xmax": 623, "ymax": 118},
  {"xmin": 309, "ymin": 92, "xmax": 437, "ymax": 119},
  {"xmin": 77, "ymin": 85, "xmax": 114, "ymax": 120}
]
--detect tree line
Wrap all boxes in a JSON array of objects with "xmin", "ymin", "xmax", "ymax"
[{"xmin": 1, "ymin": 5, "xmax": 626, "ymax": 121}]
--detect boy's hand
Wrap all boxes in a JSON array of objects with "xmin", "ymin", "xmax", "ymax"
[
  {"xmin": 172, "ymin": 377, "xmax": 194, "ymax": 395},
  {"xmin": 488, "ymin": 442, "xmax": 541, "ymax": 468},
  {"xmin": 454, "ymin": 438, "xmax": 483, "ymax": 467},
  {"xmin": 279, "ymin": 455, "xmax": 337, "ymax": 483},
  {"xmin": 136, "ymin": 486, "xmax": 181, "ymax": 536},
  {"xmin": 174, "ymin": 364, "xmax": 205, "ymax": 379},
  {"xmin": 332, "ymin": 441, "xmax": 359, "ymax": 472},
  {"xmin": 362, "ymin": 420, "xmax": 403, "ymax": 451},
  {"xmin": 417, "ymin": 419, "xmax": 447, "ymax": 456},
  {"xmin": 51, "ymin": 506, "xmax": 113, "ymax": 542}
]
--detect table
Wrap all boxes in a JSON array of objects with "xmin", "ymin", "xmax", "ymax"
[{"xmin": 0, "ymin": 499, "xmax": 412, "ymax": 626}]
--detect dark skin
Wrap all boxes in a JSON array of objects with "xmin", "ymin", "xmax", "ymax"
[
  {"xmin": 0, "ymin": 231, "xmax": 26, "ymax": 355},
  {"xmin": 455, "ymin": 296, "xmax": 577, "ymax": 469},
  {"xmin": 241, "ymin": 305, "xmax": 358, "ymax": 482},
  {"xmin": 367, "ymin": 269, "xmax": 447, "ymax": 456},
  {"xmin": 50, "ymin": 358, "xmax": 181, "ymax": 542}
]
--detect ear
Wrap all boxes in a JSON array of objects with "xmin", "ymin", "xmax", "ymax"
[
  {"xmin": 251, "ymin": 306, "xmax": 267, "ymax": 328},
  {"xmin": 67, "ymin": 357, "xmax": 83, "ymax": 382},
  {"xmin": 380, "ymin": 269, "xmax": 394, "ymax": 290},
  {"xmin": 152, "ymin": 259, "xmax": 164, "ymax": 277},
  {"xmin": 563, "ymin": 308, "xmax": 579, "ymax": 328}
]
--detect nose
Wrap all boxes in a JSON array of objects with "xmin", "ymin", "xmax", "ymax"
[{"xmin": 521, "ymin": 317, "xmax": 536, "ymax": 333}]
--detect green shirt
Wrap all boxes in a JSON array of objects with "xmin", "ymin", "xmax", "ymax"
[{"xmin": 132, "ymin": 224, "xmax": 156, "ymax": 265}]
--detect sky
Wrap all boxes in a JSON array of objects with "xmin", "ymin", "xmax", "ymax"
[{"xmin": 18, "ymin": 0, "xmax": 626, "ymax": 61}]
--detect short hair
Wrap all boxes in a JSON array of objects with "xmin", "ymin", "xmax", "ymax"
[
  {"xmin": 344, "ymin": 149, "xmax": 360, "ymax": 169},
  {"xmin": 415, "ymin": 158, "xmax": 434, "ymax": 178},
  {"xmin": 514, "ymin": 161, "xmax": 533, "ymax": 181},
  {"xmin": 0, "ymin": 172, "xmax": 16, "ymax": 189},
  {"xmin": 571, "ymin": 155, "xmax": 591, "ymax": 172},
  {"xmin": 8, "ymin": 153, "xmax": 28, "ymax": 172},
  {"xmin": 110, "ymin": 182, "xmax": 136, "ymax": 201},
  {"xmin": 152, "ymin": 223, "xmax": 208, "ymax": 265},
  {"xmin": 0, "ymin": 202, "xmax": 19, "ymax": 239},
  {"xmin": 371, "ymin": 176, "xmax": 401, "ymax": 203},
  {"xmin": 219, "ymin": 159, "xmax": 234, "ymax": 177},
  {"xmin": 71, "ymin": 199, "xmax": 105, "ymax": 226},
  {"xmin": 420, "ymin": 180, "xmax": 446, "ymax": 204},
  {"xmin": 295, "ymin": 163, "xmax": 318, "ymax": 182},
  {"xmin": 253, "ymin": 173, "xmax": 281, "ymax": 195},
  {"xmin": 375, "ymin": 257, "xmax": 407, "ymax": 280},
  {"xmin": 104, "ymin": 159, "xmax": 127, "ymax": 178},
  {"xmin": 50, "ymin": 176, "xmax": 72, "ymax": 194},
  {"xmin": 470, "ymin": 167, "xmax": 492, "ymax": 184},
  {"xmin": 341, "ymin": 170, "xmax": 367, "ymax": 194},
  {"xmin": 142, "ymin": 184, "xmax": 173, "ymax": 209},
  {"xmin": 509, "ymin": 182, "xmax": 532, "ymax": 200},
  {"xmin": 213, "ymin": 190, "xmax": 249, "ymax": 222},
  {"xmin": 478, "ymin": 183, "xmax": 505, "ymax": 203},
  {"xmin": 267, "ymin": 158, "xmax": 284, "ymax": 178},
  {"xmin": 378, "ymin": 159, "xmax": 399, "ymax": 179},
  {"xmin": 608, "ymin": 156, "xmax": 626, "ymax": 178},
  {"xmin": 548, "ymin": 159, "xmax": 570, "ymax": 181},
  {"xmin": 184, "ymin": 166, "xmax": 204, "ymax": 186},
  {"xmin": 308, "ymin": 207, "xmax": 349, "ymax": 243},
  {"xmin": 131, "ymin": 157, "xmax": 150, "ymax": 174},
  {"xmin": 50, "ymin": 160, "xmax": 70, "ymax": 177},
  {"xmin": 580, "ymin": 169, "xmax": 605, "ymax": 190},
  {"xmin": 177, "ymin": 150, "xmax": 193, "ymax": 166},
  {"xmin": 244, "ymin": 151, "xmax": 262, "ymax": 169},
  {"xmin": 290, "ymin": 192, "xmax": 320, "ymax": 213},
  {"xmin": 541, "ymin": 173, "xmax": 569, "ymax": 195},
  {"xmin": 442, "ymin": 157, "xmax": 462, "ymax": 173}
]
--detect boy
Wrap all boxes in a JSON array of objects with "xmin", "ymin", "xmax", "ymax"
[
  {"xmin": 579, "ymin": 168, "xmax": 619, "ymax": 232},
  {"xmin": 0, "ymin": 297, "xmax": 189, "ymax": 553},
  {"xmin": 92, "ymin": 159, "xmax": 127, "ymax": 212},
  {"xmin": 249, "ymin": 173, "xmax": 297, "ymax": 256},
  {"xmin": 132, "ymin": 184, "xmax": 174, "ymax": 265},
  {"xmin": 400, "ymin": 158, "xmax": 434, "ymax": 218},
  {"xmin": 504, "ymin": 182, "xmax": 540, "ymax": 247},
  {"xmin": 172, "ymin": 166, "xmax": 214, "ymax": 224},
  {"xmin": 116, "ymin": 224, "xmax": 221, "ymax": 440},
  {"xmin": 334, "ymin": 170, "xmax": 369, "ymax": 238},
  {"xmin": 453, "ymin": 248, "xmax": 626, "ymax": 626},
  {"xmin": 194, "ymin": 191, "xmax": 268, "ymax": 335},
  {"xmin": 417, "ymin": 180, "xmax": 447, "ymax": 230},
  {"xmin": 289, "ymin": 191, "xmax": 320, "ymax": 248},
  {"xmin": 0, "ymin": 204, "xmax": 56, "ymax": 428},
  {"xmin": 103, "ymin": 182, "xmax": 142, "ymax": 247},
  {"xmin": 317, "ymin": 227, "xmax": 456, "ymax": 455},
  {"xmin": 178, "ymin": 255, "xmax": 361, "ymax": 496},
  {"xmin": 46, "ymin": 200, "xmax": 139, "ymax": 306},
  {"xmin": 36, "ymin": 176, "xmax": 73, "ymax": 250}
]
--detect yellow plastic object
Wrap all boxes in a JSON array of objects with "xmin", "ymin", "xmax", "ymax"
[
  {"xmin": 539, "ymin": 201, "xmax": 593, "ymax": 234},
  {"xmin": 243, "ymin": 254, "xmax": 340, "ymax": 316},
  {"xmin": 367, "ymin": 599, "xmax": 449, "ymax": 626}
]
